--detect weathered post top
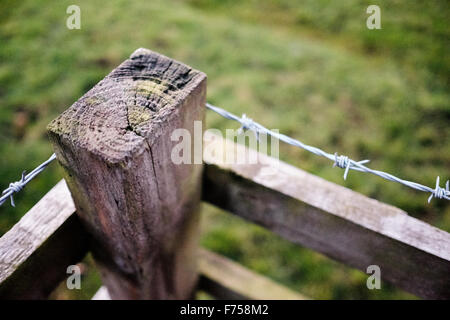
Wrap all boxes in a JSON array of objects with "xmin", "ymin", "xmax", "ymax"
[
  {"xmin": 48, "ymin": 48, "xmax": 206, "ymax": 162},
  {"xmin": 47, "ymin": 48, "xmax": 206, "ymax": 299}
]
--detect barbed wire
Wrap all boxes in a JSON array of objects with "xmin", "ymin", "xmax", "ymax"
[
  {"xmin": 1, "ymin": 103, "xmax": 448, "ymax": 208},
  {"xmin": 0, "ymin": 153, "xmax": 56, "ymax": 207},
  {"xmin": 206, "ymin": 103, "xmax": 450, "ymax": 203}
]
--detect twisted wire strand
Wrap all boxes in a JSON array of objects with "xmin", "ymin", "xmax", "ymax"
[
  {"xmin": 1, "ymin": 103, "xmax": 448, "ymax": 207},
  {"xmin": 0, "ymin": 153, "xmax": 57, "ymax": 207},
  {"xmin": 206, "ymin": 103, "xmax": 450, "ymax": 203}
]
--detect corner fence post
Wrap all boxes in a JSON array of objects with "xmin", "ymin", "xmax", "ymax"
[{"xmin": 47, "ymin": 48, "xmax": 206, "ymax": 299}]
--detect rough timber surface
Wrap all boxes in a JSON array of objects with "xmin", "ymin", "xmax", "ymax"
[{"xmin": 48, "ymin": 48, "xmax": 206, "ymax": 299}]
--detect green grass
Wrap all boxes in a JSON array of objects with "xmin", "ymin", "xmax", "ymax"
[{"xmin": 0, "ymin": 0, "xmax": 448, "ymax": 299}]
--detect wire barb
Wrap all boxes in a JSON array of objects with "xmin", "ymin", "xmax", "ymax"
[
  {"xmin": 0, "ymin": 153, "xmax": 57, "ymax": 207},
  {"xmin": 1, "ymin": 171, "xmax": 26, "ymax": 207},
  {"xmin": 206, "ymin": 103, "xmax": 449, "ymax": 204},
  {"xmin": 428, "ymin": 177, "xmax": 450, "ymax": 203},
  {"xmin": 333, "ymin": 153, "xmax": 370, "ymax": 180},
  {"xmin": 237, "ymin": 114, "xmax": 260, "ymax": 140}
]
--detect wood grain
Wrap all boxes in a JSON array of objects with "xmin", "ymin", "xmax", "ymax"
[
  {"xmin": 0, "ymin": 180, "xmax": 88, "ymax": 299},
  {"xmin": 202, "ymin": 131, "xmax": 450, "ymax": 299},
  {"xmin": 47, "ymin": 48, "xmax": 206, "ymax": 299}
]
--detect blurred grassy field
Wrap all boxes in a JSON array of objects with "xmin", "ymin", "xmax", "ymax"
[{"xmin": 0, "ymin": 0, "xmax": 448, "ymax": 299}]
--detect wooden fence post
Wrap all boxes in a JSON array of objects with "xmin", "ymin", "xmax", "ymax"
[{"xmin": 47, "ymin": 48, "xmax": 206, "ymax": 299}]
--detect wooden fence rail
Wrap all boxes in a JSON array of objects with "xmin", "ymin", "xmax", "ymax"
[
  {"xmin": 0, "ymin": 181, "xmax": 88, "ymax": 299},
  {"xmin": 0, "ymin": 48, "xmax": 449, "ymax": 300},
  {"xmin": 202, "ymin": 132, "xmax": 450, "ymax": 299},
  {"xmin": 0, "ymin": 179, "xmax": 304, "ymax": 300}
]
